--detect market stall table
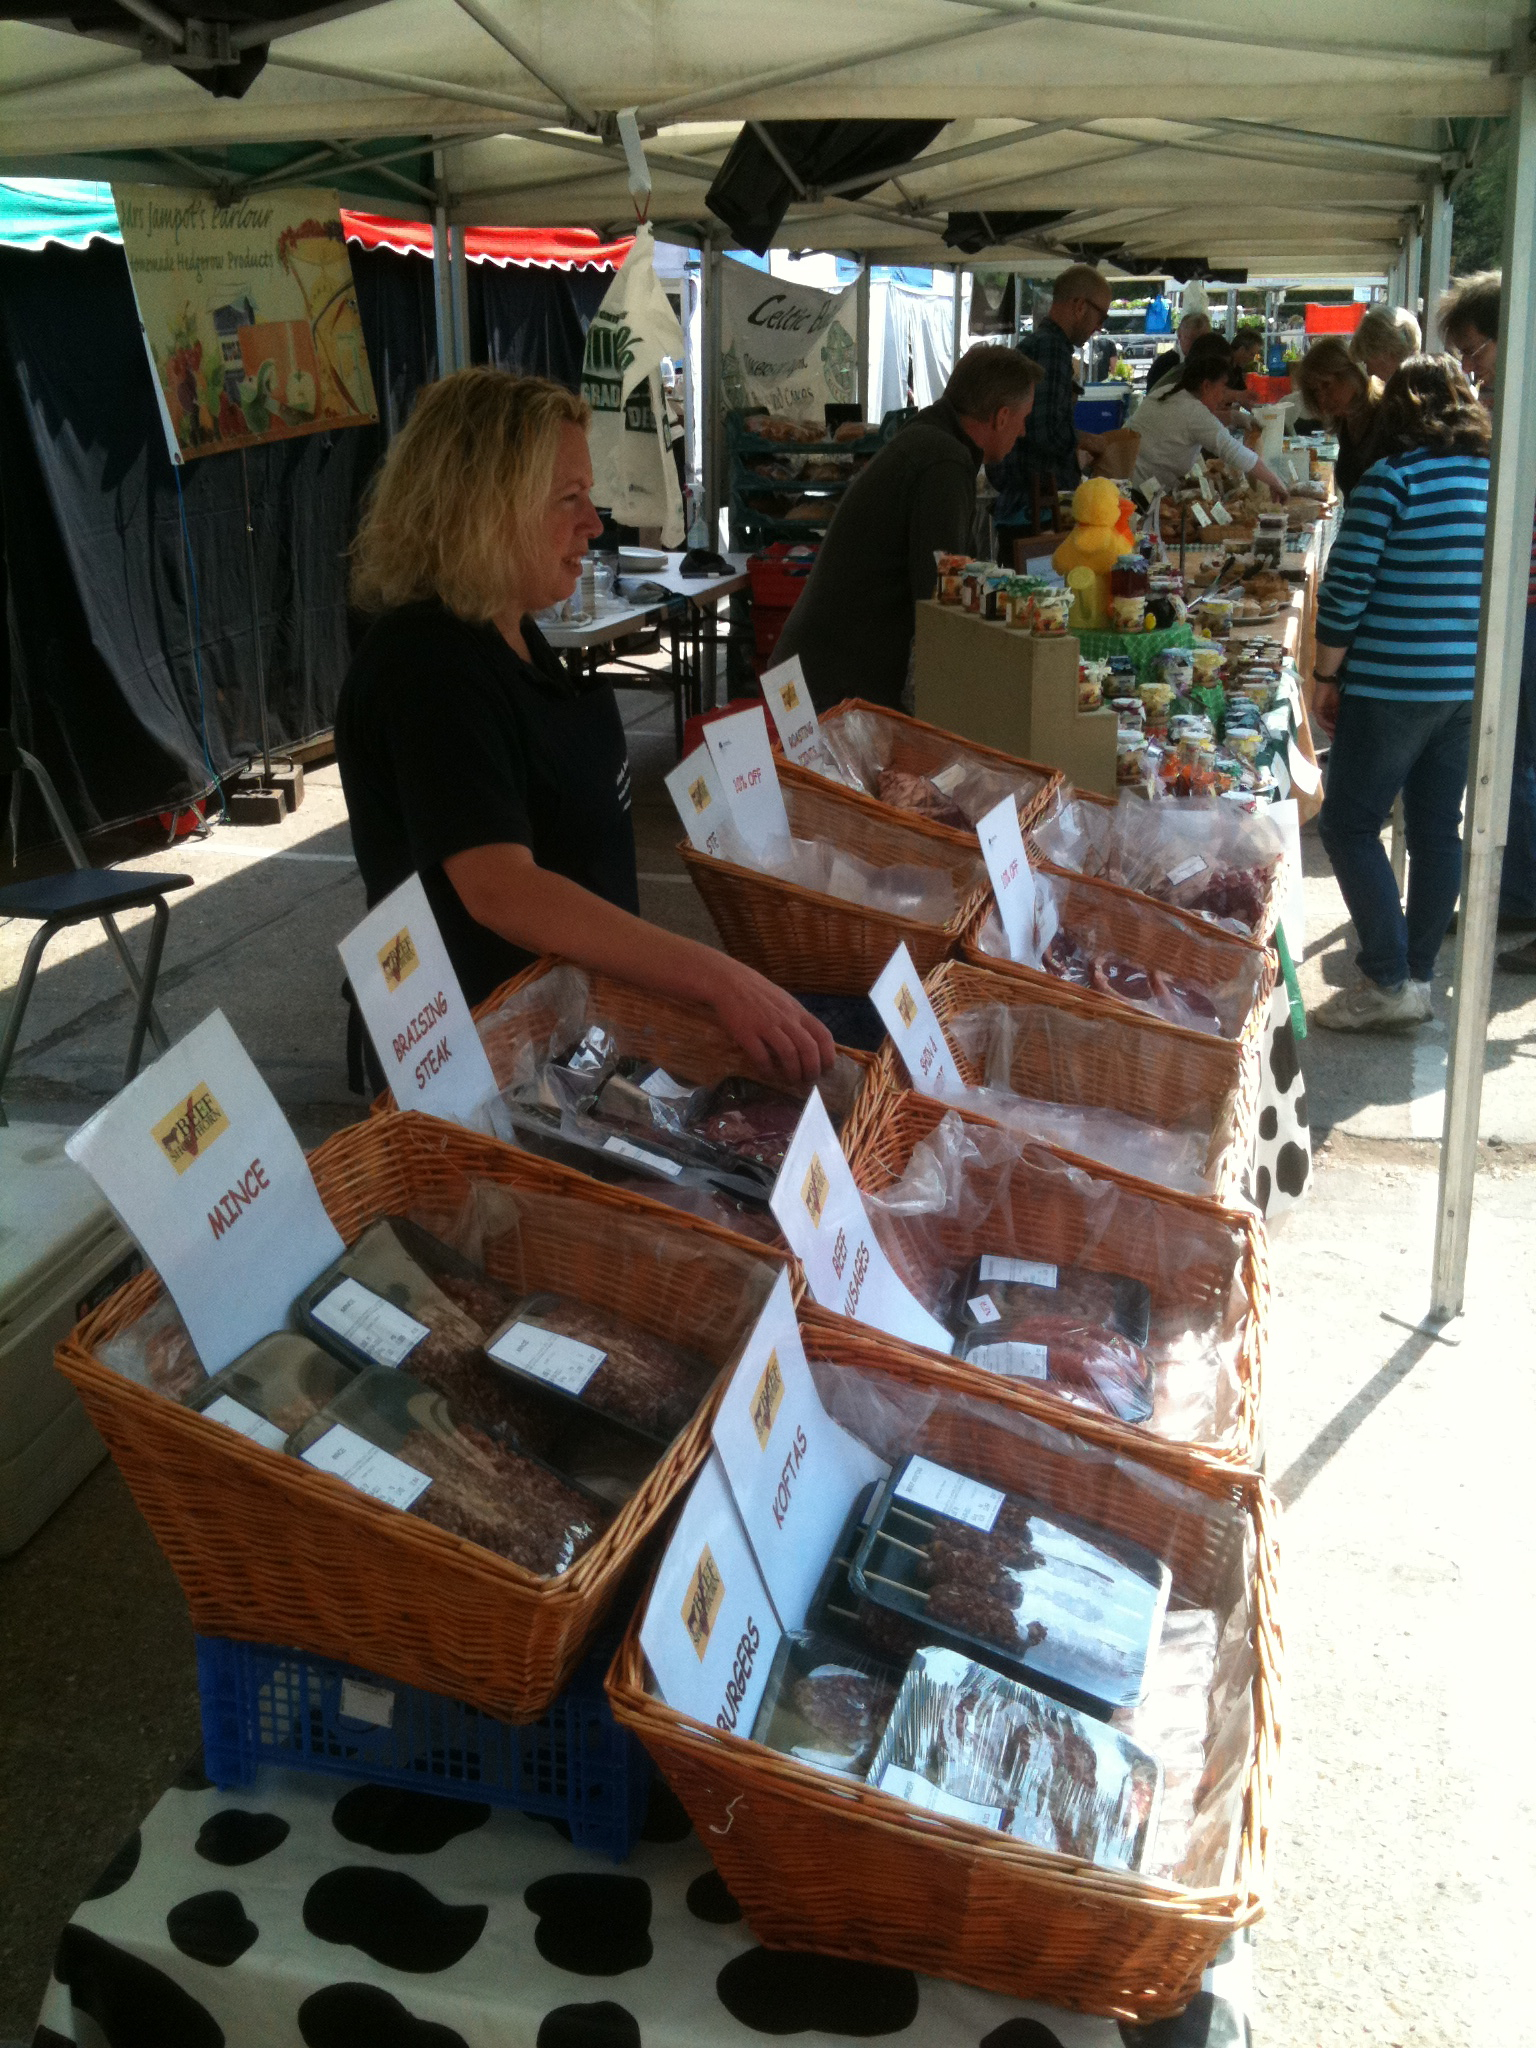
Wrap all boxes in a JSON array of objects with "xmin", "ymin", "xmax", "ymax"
[{"xmin": 32, "ymin": 1761, "xmax": 1256, "ymax": 2048}]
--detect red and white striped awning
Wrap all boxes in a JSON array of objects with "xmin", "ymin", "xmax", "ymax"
[{"xmin": 340, "ymin": 210, "xmax": 630, "ymax": 270}]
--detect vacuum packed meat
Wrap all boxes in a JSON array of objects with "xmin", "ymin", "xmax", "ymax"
[
  {"xmin": 488, "ymin": 1293, "xmax": 718, "ymax": 1440},
  {"xmin": 1041, "ymin": 928, "xmax": 1222, "ymax": 1034},
  {"xmin": 398, "ymin": 1420, "xmax": 604, "ymax": 1576},
  {"xmin": 876, "ymin": 767, "xmax": 969, "ymax": 831}
]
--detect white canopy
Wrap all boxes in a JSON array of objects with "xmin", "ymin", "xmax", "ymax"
[{"xmin": 0, "ymin": 0, "xmax": 1522, "ymax": 277}]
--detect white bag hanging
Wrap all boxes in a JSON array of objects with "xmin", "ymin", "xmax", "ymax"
[{"xmin": 581, "ymin": 222, "xmax": 685, "ymax": 544}]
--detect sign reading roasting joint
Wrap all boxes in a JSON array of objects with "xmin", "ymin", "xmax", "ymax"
[{"xmin": 113, "ymin": 183, "xmax": 377, "ymax": 462}]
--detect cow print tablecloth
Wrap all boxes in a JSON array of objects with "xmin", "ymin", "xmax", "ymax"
[
  {"xmin": 32, "ymin": 1763, "xmax": 1254, "ymax": 2048},
  {"xmin": 1251, "ymin": 986, "xmax": 1310, "ymax": 1222}
]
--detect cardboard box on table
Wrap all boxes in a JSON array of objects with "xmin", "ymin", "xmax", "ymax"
[{"xmin": 913, "ymin": 602, "xmax": 1118, "ymax": 797}]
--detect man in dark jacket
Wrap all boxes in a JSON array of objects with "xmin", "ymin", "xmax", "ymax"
[{"xmin": 773, "ymin": 346, "xmax": 1040, "ymax": 711}]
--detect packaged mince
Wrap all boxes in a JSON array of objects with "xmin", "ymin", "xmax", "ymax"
[
  {"xmin": 867, "ymin": 1646, "xmax": 1161, "ymax": 1871},
  {"xmin": 485, "ymin": 1292, "xmax": 718, "ymax": 1444},
  {"xmin": 850, "ymin": 1455, "xmax": 1171, "ymax": 1716},
  {"xmin": 94, "ymin": 1291, "xmax": 205, "ymax": 1403},
  {"xmin": 289, "ymin": 1368, "xmax": 607, "ymax": 1577},
  {"xmin": 190, "ymin": 1333, "xmax": 355, "ymax": 1448},
  {"xmin": 749, "ymin": 1630, "xmax": 901, "ymax": 1780}
]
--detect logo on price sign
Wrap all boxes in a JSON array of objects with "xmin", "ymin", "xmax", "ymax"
[
  {"xmin": 894, "ymin": 982, "xmax": 918, "ymax": 1027},
  {"xmin": 750, "ymin": 1349, "xmax": 785, "ymax": 1449},
  {"xmin": 151, "ymin": 1083, "xmax": 229, "ymax": 1175},
  {"xmin": 801, "ymin": 1153, "xmax": 830, "ymax": 1226},
  {"xmin": 682, "ymin": 1544, "xmax": 725, "ymax": 1659},
  {"xmin": 688, "ymin": 776, "xmax": 712, "ymax": 813},
  {"xmin": 377, "ymin": 928, "xmax": 420, "ymax": 992}
]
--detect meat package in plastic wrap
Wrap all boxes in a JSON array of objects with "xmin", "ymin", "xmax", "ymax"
[
  {"xmin": 750, "ymin": 1630, "xmax": 902, "ymax": 1779},
  {"xmin": 850, "ymin": 1454, "xmax": 1171, "ymax": 1717},
  {"xmin": 952, "ymin": 1253, "xmax": 1154, "ymax": 1426},
  {"xmin": 867, "ymin": 1645, "xmax": 1162, "ymax": 1871},
  {"xmin": 798, "ymin": 705, "xmax": 1048, "ymax": 836},
  {"xmin": 94, "ymin": 1291, "xmax": 207, "ymax": 1404},
  {"xmin": 485, "ymin": 1291, "xmax": 719, "ymax": 1445},
  {"xmin": 1033, "ymin": 792, "xmax": 1285, "ymax": 937},
  {"xmin": 288, "ymin": 1367, "xmax": 609, "ymax": 1578},
  {"xmin": 189, "ymin": 1334, "xmax": 356, "ymax": 1449}
]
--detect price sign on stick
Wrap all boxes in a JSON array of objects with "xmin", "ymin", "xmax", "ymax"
[
  {"xmin": 759, "ymin": 655, "xmax": 822, "ymax": 764},
  {"xmin": 664, "ymin": 744, "xmax": 735, "ymax": 857},
  {"xmin": 66, "ymin": 1010, "xmax": 344, "ymax": 1374},
  {"xmin": 711, "ymin": 1270, "xmax": 886, "ymax": 1629},
  {"xmin": 338, "ymin": 874, "xmax": 498, "ymax": 1127},
  {"xmin": 869, "ymin": 944, "xmax": 964, "ymax": 1101},
  {"xmin": 704, "ymin": 705, "xmax": 791, "ymax": 856},
  {"xmin": 976, "ymin": 793, "xmax": 1049, "ymax": 964},
  {"xmin": 769, "ymin": 1092, "xmax": 953, "ymax": 1354}
]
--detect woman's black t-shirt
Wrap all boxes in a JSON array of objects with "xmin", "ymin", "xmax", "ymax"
[{"xmin": 335, "ymin": 601, "xmax": 639, "ymax": 1005}]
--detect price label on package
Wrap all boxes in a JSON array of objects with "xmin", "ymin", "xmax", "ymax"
[
  {"xmin": 759, "ymin": 655, "xmax": 822, "ymax": 765},
  {"xmin": 704, "ymin": 705, "xmax": 791, "ymax": 857},
  {"xmin": 769, "ymin": 1093, "xmax": 953, "ymax": 1354},
  {"xmin": 869, "ymin": 944, "xmax": 964, "ymax": 1101},
  {"xmin": 665, "ymin": 743, "xmax": 735, "ymax": 858},
  {"xmin": 976, "ymin": 794, "xmax": 1055, "ymax": 965},
  {"xmin": 65, "ymin": 1010, "xmax": 344, "ymax": 1375},
  {"xmin": 338, "ymin": 874, "xmax": 499, "ymax": 1128}
]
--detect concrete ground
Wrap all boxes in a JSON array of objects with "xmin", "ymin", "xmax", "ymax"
[{"xmin": 2, "ymin": 677, "xmax": 1533, "ymax": 2044}]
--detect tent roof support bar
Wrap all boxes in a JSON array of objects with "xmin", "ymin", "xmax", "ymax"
[
  {"xmin": 446, "ymin": 0, "xmax": 598, "ymax": 130},
  {"xmin": 819, "ymin": 116, "xmax": 1083, "ymax": 196},
  {"xmin": 264, "ymin": 48, "xmax": 563, "ymax": 123}
]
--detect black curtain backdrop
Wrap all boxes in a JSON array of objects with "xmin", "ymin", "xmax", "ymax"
[{"xmin": 0, "ymin": 237, "xmax": 609, "ymax": 852}]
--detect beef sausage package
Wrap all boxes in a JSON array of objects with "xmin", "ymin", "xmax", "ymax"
[
  {"xmin": 951, "ymin": 1253, "xmax": 1155, "ymax": 1426},
  {"xmin": 288, "ymin": 1367, "xmax": 609, "ymax": 1578}
]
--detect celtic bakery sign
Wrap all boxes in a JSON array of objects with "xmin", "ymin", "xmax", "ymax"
[{"xmin": 720, "ymin": 262, "xmax": 858, "ymax": 416}]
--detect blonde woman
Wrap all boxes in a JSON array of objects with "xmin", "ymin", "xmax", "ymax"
[
  {"xmin": 1294, "ymin": 336, "xmax": 1378, "ymax": 497},
  {"xmin": 337, "ymin": 369, "xmax": 834, "ymax": 1084},
  {"xmin": 1351, "ymin": 304, "xmax": 1422, "ymax": 384}
]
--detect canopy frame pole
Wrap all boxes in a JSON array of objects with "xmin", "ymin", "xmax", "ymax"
[
  {"xmin": 855, "ymin": 262, "xmax": 871, "ymax": 417},
  {"xmin": 431, "ymin": 151, "xmax": 456, "ymax": 377},
  {"xmin": 449, "ymin": 222, "xmax": 471, "ymax": 369},
  {"xmin": 702, "ymin": 241, "xmax": 724, "ymax": 551},
  {"xmin": 951, "ymin": 266, "xmax": 964, "ymax": 373},
  {"xmin": 1405, "ymin": 218, "xmax": 1423, "ymax": 322},
  {"xmin": 1422, "ymin": 173, "xmax": 1454, "ymax": 347},
  {"xmin": 1432, "ymin": 51, "xmax": 1536, "ymax": 1320}
]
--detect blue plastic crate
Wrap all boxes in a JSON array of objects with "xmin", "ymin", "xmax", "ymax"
[
  {"xmin": 1073, "ymin": 397, "xmax": 1128, "ymax": 432},
  {"xmin": 195, "ymin": 1636, "xmax": 649, "ymax": 1861}
]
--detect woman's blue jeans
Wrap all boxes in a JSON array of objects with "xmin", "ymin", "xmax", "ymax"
[{"xmin": 1317, "ymin": 692, "xmax": 1473, "ymax": 988}]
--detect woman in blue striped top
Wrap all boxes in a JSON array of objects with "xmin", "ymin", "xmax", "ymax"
[{"xmin": 1311, "ymin": 356, "xmax": 1490, "ymax": 1032}]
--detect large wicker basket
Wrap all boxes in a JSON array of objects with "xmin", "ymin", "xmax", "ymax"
[
  {"xmin": 53, "ymin": 1113, "xmax": 791, "ymax": 1722},
  {"xmin": 607, "ymin": 1321, "xmax": 1281, "ymax": 2022},
  {"xmin": 837, "ymin": 1089, "xmax": 1269, "ymax": 1465},
  {"xmin": 847, "ymin": 958, "xmax": 1260, "ymax": 1205},
  {"xmin": 681, "ymin": 774, "xmax": 989, "ymax": 993},
  {"xmin": 960, "ymin": 862, "xmax": 1276, "ymax": 1050},
  {"xmin": 779, "ymin": 697, "xmax": 1063, "ymax": 848}
]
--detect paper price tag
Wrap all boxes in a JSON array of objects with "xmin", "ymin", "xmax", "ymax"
[
  {"xmin": 338, "ymin": 874, "xmax": 499, "ymax": 1129},
  {"xmin": 969, "ymin": 1339, "xmax": 1050, "ymax": 1381},
  {"xmin": 759, "ymin": 655, "xmax": 822, "ymax": 765},
  {"xmin": 769, "ymin": 1093, "xmax": 953, "ymax": 1354},
  {"xmin": 602, "ymin": 1134, "xmax": 684, "ymax": 1179},
  {"xmin": 639, "ymin": 1451, "xmax": 781, "ymax": 1734},
  {"xmin": 869, "ymin": 944, "xmax": 964, "ymax": 1102},
  {"xmin": 980, "ymin": 1255, "xmax": 1057, "ymax": 1288},
  {"xmin": 878, "ymin": 1764, "xmax": 1004, "ymax": 1831},
  {"xmin": 201, "ymin": 1395, "xmax": 286, "ymax": 1452},
  {"xmin": 1189, "ymin": 501, "xmax": 1212, "ymax": 528},
  {"xmin": 665, "ymin": 744, "xmax": 735, "ymax": 857},
  {"xmin": 338, "ymin": 1678, "xmax": 395, "ymax": 1728},
  {"xmin": 65, "ymin": 1010, "xmax": 345, "ymax": 1375},
  {"xmin": 1210, "ymin": 501, "xmax": 1235, "ymax": 526},
  {"xmin": 895, "ymin": 1454, "xmax": 1003, "ymax": 1532},
  {"xmin": 967, "ymin": 1293, "xmax": 1001, "ymax": 1324},
  {"xmin": 1165, "ymin": 855, "xmax": 1208, "ymax": 888},
  {"xmin": 301, "ymin": 1423, "xmax": 433, "ymax": 1511},
  {"xmin": 311, "ymin": 1277, "xmax": 428, "ymax": 1368},
  {"xmin": 488, "ymin": 1321, "xmax": 606, "ymax": 1396},
  {"xmin": 640, "ymin": 1069, "xmax": 693, "ymax": 1103},
  {"xmin": 704, "ymin": 705, "xmax": 790, "ymax": 857},
  {"xmin": 976, "ymin": 794, "xmax": 1039, "ymax": 964},
  {"xmin": 711, "ymin": 1270, "xmax": 887, "ymax": 1630}
]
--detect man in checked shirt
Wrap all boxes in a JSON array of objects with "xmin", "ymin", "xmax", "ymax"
[{"xmin": 989, "ymin": 263, "xmax": 1113, "ymax": 535}]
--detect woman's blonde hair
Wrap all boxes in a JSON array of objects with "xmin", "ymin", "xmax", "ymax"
[
  {"xmin": 1351, "ymin": 304, "xmax": 1421, "ymax": 375},
  {"xmin": 1294, "ymin": 335, "xmax": 1372, "ymax": 422},
  {"xmin": 351, "ymin": 368, "xmax": 591, "ymax": 620}
]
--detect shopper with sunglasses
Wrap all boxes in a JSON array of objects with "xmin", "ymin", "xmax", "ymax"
[{"xmin": 989, "ymin": 264, "xmax": 1112, "ymax": 534}]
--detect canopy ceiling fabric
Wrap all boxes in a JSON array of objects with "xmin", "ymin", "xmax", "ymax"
[{"xmin": 0, "ymin": 1, "xmax": 1518, "ymax": 278}]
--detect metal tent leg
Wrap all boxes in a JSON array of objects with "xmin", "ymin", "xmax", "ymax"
[{"xmin": 1431, "ymin": 51, "xmax": 1536, "ymax": 1318}]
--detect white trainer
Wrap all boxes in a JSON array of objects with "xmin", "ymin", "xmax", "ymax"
[{"xmin": 1312, "ymin": 977, "xmax": 1433, "ymax": 1033}]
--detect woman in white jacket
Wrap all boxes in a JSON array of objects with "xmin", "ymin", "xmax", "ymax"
[{"xmin": 1133, "ymin": 337, "xmax": 1290, "ymax": 498}]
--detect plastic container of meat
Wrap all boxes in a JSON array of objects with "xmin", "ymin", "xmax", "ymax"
[
  {"xmin": 958, "ymin": 1254, "xmax": 1152, "ymax": 1346},
  {"xmin": 849, "ymin": 1453, "xmax": 1171, "ymax": 1717},
  {"xmin": 484, "ymin": 1292, "xmax": 721, "ymax": 1446},
  {"xmin": 294, "ymin": 1218, "xmax": 517, "ymax": 1374},
  {"xmin": 749, "ymin": 1630, "xmax": 902, "ymax": 1781},
  {"xmin": 288, "ymin": 1368, "xmax": 610, "ymax": 1579},
  {"xmin": 951, "ymin": 1254, "xmax": 1155, "ymax": 1425},
  {"xmin": 189, "ymin": 1334, "xmax": 355, "ymax": 1450},
  {"xmin": 867, "ymin": 1645, "xmax": 1163, "ymax": 1870}
]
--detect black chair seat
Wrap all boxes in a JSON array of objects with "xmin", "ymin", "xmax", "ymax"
[{"xmin": 0, "ymin": 867, "xmax": 192, "ymax": 923}]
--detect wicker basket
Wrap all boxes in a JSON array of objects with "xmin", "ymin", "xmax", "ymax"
[
  {"xmin": 960, "ymin": 862, "xmax": 1276, "ymax": 1050},
  {"xmin": 837, "ymin": 1089, "xmax": 1268, "ymax": 1465},
  {"xmin": 681, "ymin": 773, "xmax": 990, "ymax": 993},
  {"xmin": 53, "ymin": 1113, "xmax": 791, "ymax": 1722},
  {"xmin": 848, "ymin": 959, "xmax": 1259, "ymax": 1205},
  {"xmin": 607, "ymin": 1322, "xmax": 1281, "ymax": 2022},
  {"xmin": 779, "ymin": 697, "xmax": 1063, "ymax": 847}
]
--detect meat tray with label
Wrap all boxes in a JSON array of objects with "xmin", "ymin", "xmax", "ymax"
[
  {"xmin": 287, "ymin": 1367, "xmax": 611, "ymax": 1578},
  {"xmin": 803, "ymin": 1482, "xmax": 924, "ymax": 1666},
  {"xmin": 189, "ymin": 1333, "xmax": 356, "ymax": 1450},
  {"xmin": 848, "ymin": 1455, "xmax": 1171, "ymax": 1718},
  {"xmin": 952, "ymin": 1253, "xmax": 1155, "ymax": 1426},
  {"xmin": 749, "ymin": 1629, "xmax": 902, "ymax": 1781},
  {"xmin": 484, "ymin": 1293, "xmax": 720, "ymax": 1446}
]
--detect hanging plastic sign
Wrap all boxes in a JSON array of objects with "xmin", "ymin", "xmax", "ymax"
[
  {"xmin": 759, "ymin": 656, "xmax": 822, "ymax": 765},
  {"xmin": 65, "ymin": 1010, "xmax": 344, "ymax": 1375},
  {"xmin": 769, "ymin": 1092, "xmax": 953, "ymax": 1354},
  {"xmin": 337, "ymin": 874, "xmax": 498, "ymax": 1127},
  {"xmin": 711, "ymin": 1270, "xmax": 887, "ymax": 1630},
  {"xmin": 869, "ymin": 944, "xmax": 964, "ymax": 1101},
  {"xmin": 640, "ymin": 1450, "xmax": 780, "ymax": 1734},
  {"xmin": 704, "ymin": 705, "xmax": 791, "ymax": 857},
  {"xmin": 664, "ymin": 744, "xmax": 735, "ymax": 857}
]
